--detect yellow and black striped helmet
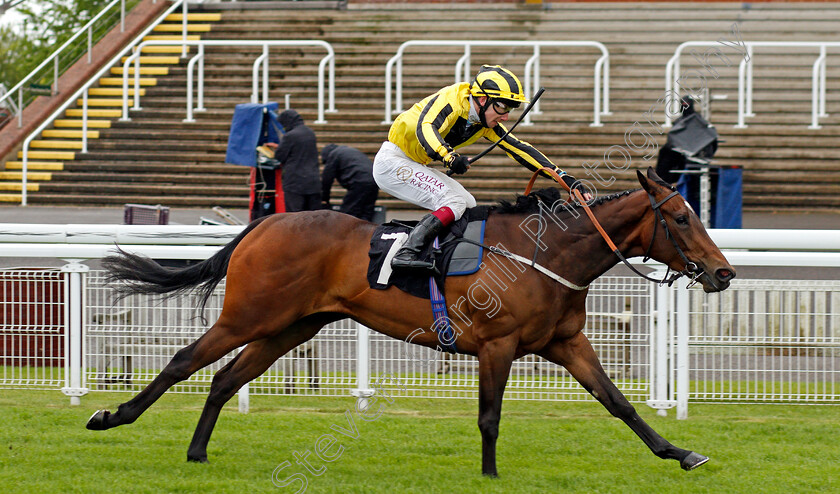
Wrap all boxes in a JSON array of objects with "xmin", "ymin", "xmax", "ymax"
[{"xmin": 470, "ymin": 65, "xmax": 529, "ymax": 106}]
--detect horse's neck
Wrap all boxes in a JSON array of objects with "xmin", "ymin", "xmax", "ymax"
[{"xmin": 550, "ymin": 191, "xmax": 651, "ymax": 286}]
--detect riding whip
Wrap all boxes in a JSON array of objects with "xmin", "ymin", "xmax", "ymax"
[{"xmin": 446, "ymin": 87, "xmax": 546, "ymax": 176}]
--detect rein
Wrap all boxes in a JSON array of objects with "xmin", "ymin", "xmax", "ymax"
[{"xmin": 524, "ymin": 169, "xmax": 703, "ymax": 287}]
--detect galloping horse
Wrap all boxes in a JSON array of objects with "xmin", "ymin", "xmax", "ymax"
[{"xmin": 87, "ymin": 168, "xmax": 735, "ymax": 476}]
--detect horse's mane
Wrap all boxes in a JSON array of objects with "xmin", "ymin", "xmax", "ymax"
[{"xmin": 490, "ymin": 187, "xmax": 641, "ymax": 216}]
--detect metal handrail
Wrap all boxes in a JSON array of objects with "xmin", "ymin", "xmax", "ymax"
[
  {"xmin": 18, "ymin": 0, "xmax": 186, "ymax": 206},
  {"xmin": 121, "ymin": 39, "xmax": 336, "ymax": 124},
  {"xmin": 665, "ymin": 41, "xmax": 840, "ymax": 129},
  {"xmin": 0, "ymin": 0, "xmax": 130, "ymax": 128},
  {"xmin": 0, "ymin": 83, "xmax": 19, "ymax": 115},
  {"xmin": 383, "ymin": 40, "xmax": 610, "ymax": 127}
]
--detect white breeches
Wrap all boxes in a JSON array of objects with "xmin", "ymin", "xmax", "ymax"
[{"xmin": 372, "ymin": 141, "xmax": 476, "ymax": 220}]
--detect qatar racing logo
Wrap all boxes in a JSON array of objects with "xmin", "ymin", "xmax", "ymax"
[{"xmin": 395, "ymin": 166, "xmax": 414, "ymax": 182}]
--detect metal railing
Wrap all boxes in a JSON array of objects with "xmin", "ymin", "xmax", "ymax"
[
  {"xmin": 3, "ymin": 224, "xmax": 840, "ymax": 416},
  {"xmin": 120, "ymin": 39, "xmax": 336, "ymax": 124},
  {"xmin": 0, "ymin": 83, "xmax": 20, "ymax": 116},
  {"xmin": 15, "ymin": 0, "xmax": 189, "ymax": 206},
  {"xmin": 665, "ymin": 41, "xmax": 840, "ymax": 129},
  {"xmin": 383, "ymin": 40, "xmax": 610, "ymax": 127},
  {"xmin": 0, "ymin": 0, "xmax": 132, "ymax": 128}
]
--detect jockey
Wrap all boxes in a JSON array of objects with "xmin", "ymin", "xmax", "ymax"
[{"xmin": 373, "ymin": 64, "xmax": 588, "ymax": 271}]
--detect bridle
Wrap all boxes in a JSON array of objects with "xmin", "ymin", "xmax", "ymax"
[{"xmin": 525, "ymin": 169, "xmax": 705, "ymax": 287}]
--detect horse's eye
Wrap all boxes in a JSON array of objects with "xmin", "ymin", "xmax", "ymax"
[{"xmin": 675, "ymin": 215, "xmax": 689, "ymax": 225}]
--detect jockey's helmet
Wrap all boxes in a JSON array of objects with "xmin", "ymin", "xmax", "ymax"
[{"xmin": 470, "ymin": 65, "xmax": 529, "ymax": 108}]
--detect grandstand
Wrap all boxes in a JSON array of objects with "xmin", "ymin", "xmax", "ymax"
[{"xmin": 2, "ymin": 1, "xmax": 840, "ymax": 211}]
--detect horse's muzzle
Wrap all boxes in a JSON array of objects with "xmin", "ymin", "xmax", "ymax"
[{"xmin": 700, "ymin": 266, "xmax": 735, "ymax": 292}]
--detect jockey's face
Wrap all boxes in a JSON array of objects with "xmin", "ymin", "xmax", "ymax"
[{"xmin": 477, "ymin": 97, "xmax": 510, "ymax": 128}]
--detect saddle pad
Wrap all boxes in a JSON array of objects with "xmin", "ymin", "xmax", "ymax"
[{"xmin": 366, "ymin": 207, "xmax": 489, "ymax": 299}]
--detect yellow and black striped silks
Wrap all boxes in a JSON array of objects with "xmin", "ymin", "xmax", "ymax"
[{"xmin": 387, "ymin": 82, "xmax": 565, "ymax": 181}]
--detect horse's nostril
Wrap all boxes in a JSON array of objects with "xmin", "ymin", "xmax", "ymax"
[{"xmin": 716, "ymin": 268, "xmax": 735, "ymax": 282}]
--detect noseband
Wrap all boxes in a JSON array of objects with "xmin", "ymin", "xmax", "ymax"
[
  {"xmin": 525, "ymin": 169, "xmax": 704, "ymax": 287},
  {"xmin": 640, "ymin": 190, "xmax": 704, "ymax": 287}
]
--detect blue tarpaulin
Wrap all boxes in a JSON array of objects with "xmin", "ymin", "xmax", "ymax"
[
  {"xmin": 225, "ymin": 102, "xmax": 282, "ymax": 167},
  {"xmin": 676, "ymin": 166, "xmax": 742, "ymax": 228},
  {"xmin": 715, "ymin": 166, "xmax": 742, "ymax": 229}
]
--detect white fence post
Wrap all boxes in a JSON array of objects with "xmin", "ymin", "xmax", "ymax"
[
  {"xmin": 352, "ymin": 323, "xmax": 375, "ymax": 409},
  {"xmin": 237, "ymin": 344, "xmax": 249, "ymax": 413},
  {"xmin": 675, "ymin": 277, "xmax": 690, "ymax": 419},
  {"xmin": 647, "ymin": 269, "xmax": 676, "ymax": 416},
  {"xmin": 60, "ymin": 260, "xmax": 89, "ymax": 405},
  {"xmin": 238, "ymin": 383, "xmax": 249, "ymax": 413}
]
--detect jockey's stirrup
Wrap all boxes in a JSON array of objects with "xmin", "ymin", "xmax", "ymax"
[{"xmin": 391, "ymin": 214, "xmax": 445, "ymax": 271}]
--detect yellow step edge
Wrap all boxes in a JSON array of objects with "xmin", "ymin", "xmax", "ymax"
[
  {"xmin": 5, "ymin": 161, "xmax": 64, "ymax": 171},
  {"xmin": 0, "ymin": 171, "xmax": 52, "ymax": 181},
  {"xmin": 153, "ymin": 24, "xmax": 212, "ymax": 32},
  {"xmin": 111, "ymin": 67, "xmax": 169, "ymax": 76},
  {"xmin": 89, "ymin": 88, "xmax": 146, "ymax": 97},
  {"xmin": 77, "ymin": 98, "xmax": 128, "ymax": 107},
  {"xmin": 42, "ymin": 129, "xmax": 100, "ymax": 139},
  {"xmin": 119, "ymin": 55, "xmax": 181, "ymax": 65},
  {"xmin": 66, "ymin": 109, "xmax": 121, "ymax": 118},
  {"xmin": 98, "ymin": 77, "xmax": 157, "ymax": 86},
  {"xmin": 19, "ymin": 151, "xmax": 77, "ymax": 160},
  {"xmin": 0, "ymin": 183, "xmax": 39, "ymax": 192},
  {"xmin": 0, "ymin": 194, "xmax": 23, "ymax": 202},
  {"xmin": 31, "ymin": 140, "xmax": 84, "ymax": 150},
  {"xmin": 141, "ymin": 46, "xmax": 190, "ymax": 54},
  {"xmin": 165, "ymin": 13, "xmax": 221, "ymax": 21},
  {"xmin": 143, "ymin": 35, "xmax": 201, "ymax": 41},
  {"xmin": 54, "ymin": 120, "xmax": 111, "ymax": 129}
]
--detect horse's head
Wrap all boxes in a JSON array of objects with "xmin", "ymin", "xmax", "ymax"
[{"xmin": 636, "ymin": 167, "xmax": 735, "ymax": 292}]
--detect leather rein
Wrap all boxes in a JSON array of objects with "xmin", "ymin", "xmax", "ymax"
[{"xmin": 524, "ymin": 169, "xmax": 704, "ymax": 287}]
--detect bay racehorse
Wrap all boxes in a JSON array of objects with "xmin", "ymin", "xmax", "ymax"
[{"xmin": 87, "ymin": 168, "xmax": 735, "ymax": 476}]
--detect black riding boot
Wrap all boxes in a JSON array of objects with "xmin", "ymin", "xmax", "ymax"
[{"xmin": 391, "ymin": 213, "xmax": 445, "ymax": 271}]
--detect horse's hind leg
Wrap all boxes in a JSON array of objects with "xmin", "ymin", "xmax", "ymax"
[
  {"xmin": 538, "ymin": 332, "xmax": 708, "ymax": 471},
  {"xmin": 86, "ymin": 320, "xmax": 263, "ymax": 431},
  {"xmin": 186, "ymin": 315, "xmax": 331, "ymax": 463}
]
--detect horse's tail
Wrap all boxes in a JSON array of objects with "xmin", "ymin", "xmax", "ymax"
[{"xmin": 103, "ymin": 216, "xmax": 270, "ymax": 313}]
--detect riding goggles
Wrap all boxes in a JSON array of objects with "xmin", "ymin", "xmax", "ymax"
[{"xmin": 491, "ymin": 100, "xmax": 518, "ymax": 115}]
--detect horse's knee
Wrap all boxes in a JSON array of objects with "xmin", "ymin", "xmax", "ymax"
[
  {"xmin": 207, "ymin": 372, "xmax": 240, "ymax": 405},
  {"xmin": 477, "ymin": 414, "xmax": 499, "ymax": 440},
  {"xmin": 161, "ymin": 346, "xmax": 198, "ymax": 380}
]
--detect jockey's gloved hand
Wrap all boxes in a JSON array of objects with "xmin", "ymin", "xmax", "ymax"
[
  {"xmin": 444, "ymin": 153, "xmax": 471, "ymax": 175},
  {"xmin": 558, "ymin": 173, "xmax": 593, "ymax": 201},
  {"xmin": 559, "ymin": 172, "xmax": 577, "ymax": 191}
]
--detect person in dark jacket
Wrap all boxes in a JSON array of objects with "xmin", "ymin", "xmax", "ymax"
[
  {"xmin": 265, "ymin": 109, "xmax": 321, "ymax": 212},
  {"xmin": 320, "ymin": 144, "xmax": 380, "ymax": 221}
]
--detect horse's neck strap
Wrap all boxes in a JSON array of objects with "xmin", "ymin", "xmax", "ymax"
[
  {"xmin": 457, "ymin": 237, "xmax": 588, "ymax": 291},
  {"xmin": 489, "ymin": 245, "xmax": 589, "ymax": 291}
]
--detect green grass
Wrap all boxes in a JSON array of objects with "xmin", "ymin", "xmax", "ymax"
[{"xmin": 0, "ymin": 391, "xmax": 838, "ymax": 493}]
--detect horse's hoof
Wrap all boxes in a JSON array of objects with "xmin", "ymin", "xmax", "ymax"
[
  {"xmin": 187, "ymin": 455, "xmax": 209, "ymax": 463},
  {"xmin": 86, "ymin": 409, "xmax": 110, "ymax": 430},
  {"xmin": 681, "ymin": 451, "xmax": 709, "ymax": 471}
]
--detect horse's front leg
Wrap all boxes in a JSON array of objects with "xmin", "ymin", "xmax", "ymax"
[
  {"xmin": 538, "ymin": 332, "xmax": 708, "ymax": 471},
  {"xmin": 476, "ymin": 335, "xmax": 517, "ymax": 477}
]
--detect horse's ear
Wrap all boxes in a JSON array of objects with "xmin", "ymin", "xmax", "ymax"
[
  {"xmin": 646, "ymin": 166, "xmax": 664, "ymax": 182},
  {"xmin": 637, "ymin": 168, "xmax": 654, "ymax": 194}
]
